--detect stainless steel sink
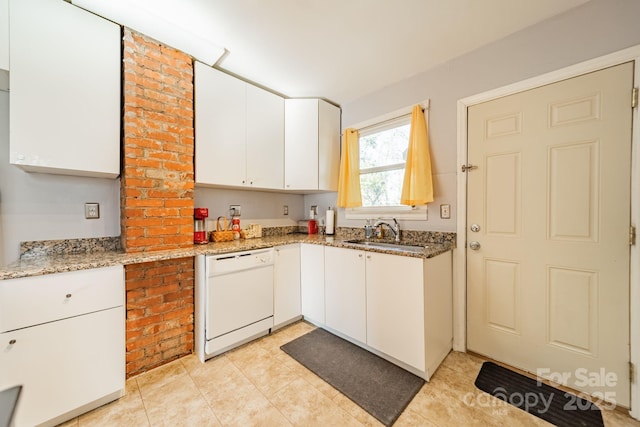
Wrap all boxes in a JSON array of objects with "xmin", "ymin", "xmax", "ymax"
[{"xmin": 343, "ymin": 239, "xmax": 428, "ymax": 253}]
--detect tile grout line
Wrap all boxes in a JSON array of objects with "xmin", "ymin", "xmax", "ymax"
[
  {"xmin": 132, "ymin": 378, "xmax": 153, "ymax": 427},
  {"xmin": 226, "ymin": 346, "xmax": 298, "ymax": 426},
  {"xmin": 180, "ymin": 357, "xmax": 226, "ymax": 427}
]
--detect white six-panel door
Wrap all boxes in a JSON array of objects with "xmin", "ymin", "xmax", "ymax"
[{"xmin": 467, "ymin": 62, "xmax": 634, "ymax": 406}]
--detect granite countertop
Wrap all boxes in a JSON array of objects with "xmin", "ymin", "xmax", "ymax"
[{"xmin": 0, "ymin": 233, "xmax": 454, "ymax": 281}]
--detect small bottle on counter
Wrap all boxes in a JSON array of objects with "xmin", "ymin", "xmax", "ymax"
[{"xmin": 308, "ymin": 209, "xmax": 318, "ymax": 235}]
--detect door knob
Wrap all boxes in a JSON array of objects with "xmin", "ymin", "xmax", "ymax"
[
  {"xmin": 470, "ymin": 224, "xmax": 480, "ymax": 232},
  {"xmin": 469, "ymin": 241, "xmax": 481, "ymax": 250}
]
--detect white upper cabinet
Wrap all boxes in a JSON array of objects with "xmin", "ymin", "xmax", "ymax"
[
  {"xmin": 0, "ymin": 0, "xmax": 7, "ymax": 71},
  {"xmin": 9, "ymin": 0, "xmax": 120, "ymax": 178},
  {"xmin": 284, "ymin": 98, "xmax": 341, "ymax": 191},
  {"xmin": 246, "ymin": 84, "xmax": 285, "ymax": 189},
  {"xmin": 195, "ymin": 63, "xmax": 247, "ymax": 187},
  {"xmin": 195, "ymin": 62, "xmax": 284, "ymax": 190}
]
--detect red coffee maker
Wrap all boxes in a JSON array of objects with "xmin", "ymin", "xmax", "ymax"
[{"xmin": 194, "ymin": 208, "xmax": 209, "ymax": 244}]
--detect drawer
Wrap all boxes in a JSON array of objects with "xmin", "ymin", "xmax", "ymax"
[{"xmin": 0, "ymin": 265, "xmax": 124, "ymax": 332}]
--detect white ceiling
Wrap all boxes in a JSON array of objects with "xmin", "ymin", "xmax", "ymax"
[{"xmin": 89, "ymin": 0, "xmax": 590, "ymax": 105}]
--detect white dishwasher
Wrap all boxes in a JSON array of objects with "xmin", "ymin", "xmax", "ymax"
[{"xmin": 195, "ymin": 248, "xmax": 274, "ymax": 362}]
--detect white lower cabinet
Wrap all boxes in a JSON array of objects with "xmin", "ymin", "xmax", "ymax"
[
  {"xmin": 324, "ymin": 246, "xmax": 366, "ymax": 343},
  {"xmin": 366, "ymin": 250, "xmax": 452, "ymax": 379},
  {"xmin": 321, "ymin": 247, "xmax": 453, "ymax": 380},
  {"xmin": 300, "ymin": 244, "xmax": 325, "ymax": 325},
  {"xmin": 0, "ymin": 266, "xmax": 125, "ymax": 427},
  {"xmin": 365, "ymin": 252, "xmax": 425, "ymax": 371},
  {"xmin": 274, "ymin": 244, "xmax": 302, "ymax": 328}
]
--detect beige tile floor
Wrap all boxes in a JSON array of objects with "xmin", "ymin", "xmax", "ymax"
[{"xmin": 59, "ymin": 321, "xmax": 640, "ymax": 427}]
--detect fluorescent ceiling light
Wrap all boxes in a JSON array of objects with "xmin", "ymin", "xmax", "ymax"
[{"xmin": 70, "ymin": 0, "xmax": 226, "ymax": 66}]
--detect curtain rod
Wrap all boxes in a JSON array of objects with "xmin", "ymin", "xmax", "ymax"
[{"xmin": 351, "ymin": 107, "xmax": 424, "ymax": 134}]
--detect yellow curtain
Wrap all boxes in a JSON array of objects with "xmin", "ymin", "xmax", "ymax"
[
  {"xmin": 336, "ymin": 128, "xmax": 362, "ymax": 208},
  {"xmin": 401, "ymin": 105, "xmax": 434, "ymax": 205}
]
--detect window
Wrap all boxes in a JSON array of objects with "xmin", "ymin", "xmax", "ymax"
[
  {"xmin": 344, "ymin": 102, "xmax": 429, "ymax": 220},
  {"xmin": 359, "ymin": 116, "xmax": 411, "ymax": 207}
]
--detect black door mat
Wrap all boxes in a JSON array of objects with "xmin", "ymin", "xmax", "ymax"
[
  {"xmin": 475, "ymin": 361, "xmax": 604, "ymax": 427},
  {"xmin": 281, "ymin": 327, "xmax": 424, "ymax": 426}
]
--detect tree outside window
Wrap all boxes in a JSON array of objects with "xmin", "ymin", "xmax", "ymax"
[{"xmin": 359, "ymin": 117, "xmax": 410, "ymax": 207}]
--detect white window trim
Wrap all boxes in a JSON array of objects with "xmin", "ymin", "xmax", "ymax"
[
  {"xmin": 345, "ymin": 205, "xmax": 428, "ymax": 220},
  {"xmin": 345, "ymin": 99, "xmax": 430, "ymax": 221}
]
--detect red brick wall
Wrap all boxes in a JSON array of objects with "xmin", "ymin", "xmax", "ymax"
[
  {"xmin": 125, "ymin": 258, "xmax": 194, "ymax": 377},
  {"xmin": 121, "ymin": 29, "xmax": 194, "ymax": 252},
  {"xmin": 121, "ymin": 28, "xmax": 195, "ymax": 377}
]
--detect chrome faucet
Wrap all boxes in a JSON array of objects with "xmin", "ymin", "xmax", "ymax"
[{"xmin": 373, "ymin": 218, "xmax": 400, "ymax": 242}]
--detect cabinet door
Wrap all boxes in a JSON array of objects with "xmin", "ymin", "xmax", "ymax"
[
  {"xmin": 195, "ymin": 62, "xmax": 247, "ymax": 186},
  {"xmin": 324, "ymin": 247, "xmax": 366, "ymax": 343},
  {"xmin": 0, "ymin": 0, "xmax": 7, "ymax": 71},
  {"xmin": 274, "ymin": 244, "xmax": 301, "ymax": 326},
  {"xmin": 9, "ymin": 0, "xmax": 120, "ymax": 178},
  {"xmin": 300, "ymin": 243, "xmax": 324, "ymax": 325},
  {"xmin": 0, "ymin": 307, "xmax": 125, "ymax": 427},
  {"xmin": 246, "ymin": 85, "xmax": 284, "ymax": 189},
  {"xmin": 366, "ymin": 252, "xmax": 425, "ymax": 371},
  {"xmin": 318, "ymin": 100, "xmax": 341, "ymax": 191},
  {"xmin": 284, "ymin": 99, "xmax": 319, "ymax": 190}
]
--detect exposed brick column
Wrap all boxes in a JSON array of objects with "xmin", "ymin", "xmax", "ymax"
[
  {"xmin": 121, "ymin": 28, "xmax": 195, "ymax": 377},
  {"xmin": 121, "ymin": 29, "xmax": 194, "ymax": 251},
  {"xmin": 124, "ymin": 258, "xmax": 194, "ymax": 377}
]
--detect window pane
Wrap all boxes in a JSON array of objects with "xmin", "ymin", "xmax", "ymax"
[
  {"xmin": 361, "ymin": 169, "xmax": 404, "ymax": 207},
  {"xmin": 359, "ymin": 123, "xmax": 410, "ymax": 170}
]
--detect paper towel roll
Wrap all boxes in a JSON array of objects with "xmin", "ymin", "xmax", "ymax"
[{"xmin": 325, "ymin": 207, "xmax": 335, "ymax": 235}]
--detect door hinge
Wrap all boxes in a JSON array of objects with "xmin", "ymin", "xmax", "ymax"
[
  {"xmin": 633, "ymin": 87, "xmax": 639, "ymax": 109},
  {"xmin": 631, "ymin": 226, "xmax": 637, "ymax": 246},
  {"xmin": 630, "ymin": 361, "xmax": 636, "ymax": 384},
  {"xmin": 461, "ymin": 164, "xmax": 478, "ymax": 173}
]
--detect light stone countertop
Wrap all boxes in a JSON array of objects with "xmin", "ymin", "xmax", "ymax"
[{"xmin": 0, "ymin": 233, "xmax": 454, "ymax": 281}]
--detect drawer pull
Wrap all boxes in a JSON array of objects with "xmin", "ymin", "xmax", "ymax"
[
  {"xmin": 65, "ymin": 293, "xmax": 72, "ymax": 299},
  {"xmin": 9, "ymin": 339, "xmax": 16, "ymax": 345}
]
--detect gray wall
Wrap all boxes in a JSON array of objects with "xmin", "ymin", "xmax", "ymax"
[
  {"xmin": 307, "ymin": 0, "xmax": 640, "ymax": 233},
  {"xmin": 0, "ymin": 90, "xmax": 121, "ymax": 264},
  {"xmin": 194, "ymin": 186, "xmax": 304, "ymax": 231}
]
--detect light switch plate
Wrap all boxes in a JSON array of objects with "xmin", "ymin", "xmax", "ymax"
[
  {"xmin": 85, "ymin": 203, "xmax": 100, "ymax": 219},
  {"xmin": 230, "ymin": 205, "xmax": 241, "ymax": 217}
]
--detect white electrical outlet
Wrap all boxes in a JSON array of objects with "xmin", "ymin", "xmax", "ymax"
[
  {"xmin": 85, "ymin": 203, "xmax": 100, "ymax": 219},
  {"xmin": 230, "ymin": 205, "xmax": 241, "ymax": 216},
  {"xmin": 283, "ymin": 205, "xmax": 289, "ymax": 215},
  {"xmin": 440, "ymin": 204, "xmax": 451, "ymax": 219}
]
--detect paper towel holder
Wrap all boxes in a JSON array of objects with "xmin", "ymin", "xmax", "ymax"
[{"xmin": 325, "ymin": 206, "xmax": 335, "ymax": 236}]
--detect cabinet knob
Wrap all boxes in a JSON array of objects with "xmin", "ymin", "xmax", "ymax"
[
  {"xmin": 9, "ymin": 339, "xmax": 16, "ymax": 345},
  {"xmin": 65, "ymin": 293, "xmax": 72, "ymax": 299},
  {"xmin": 358, "ymin": 253, "xmax": 363, "ymax": 258}
]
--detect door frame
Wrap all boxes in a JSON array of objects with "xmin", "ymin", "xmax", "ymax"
[{"xmin": 455, "ymin": 44, "xmax": 640, "ymax": 416}]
